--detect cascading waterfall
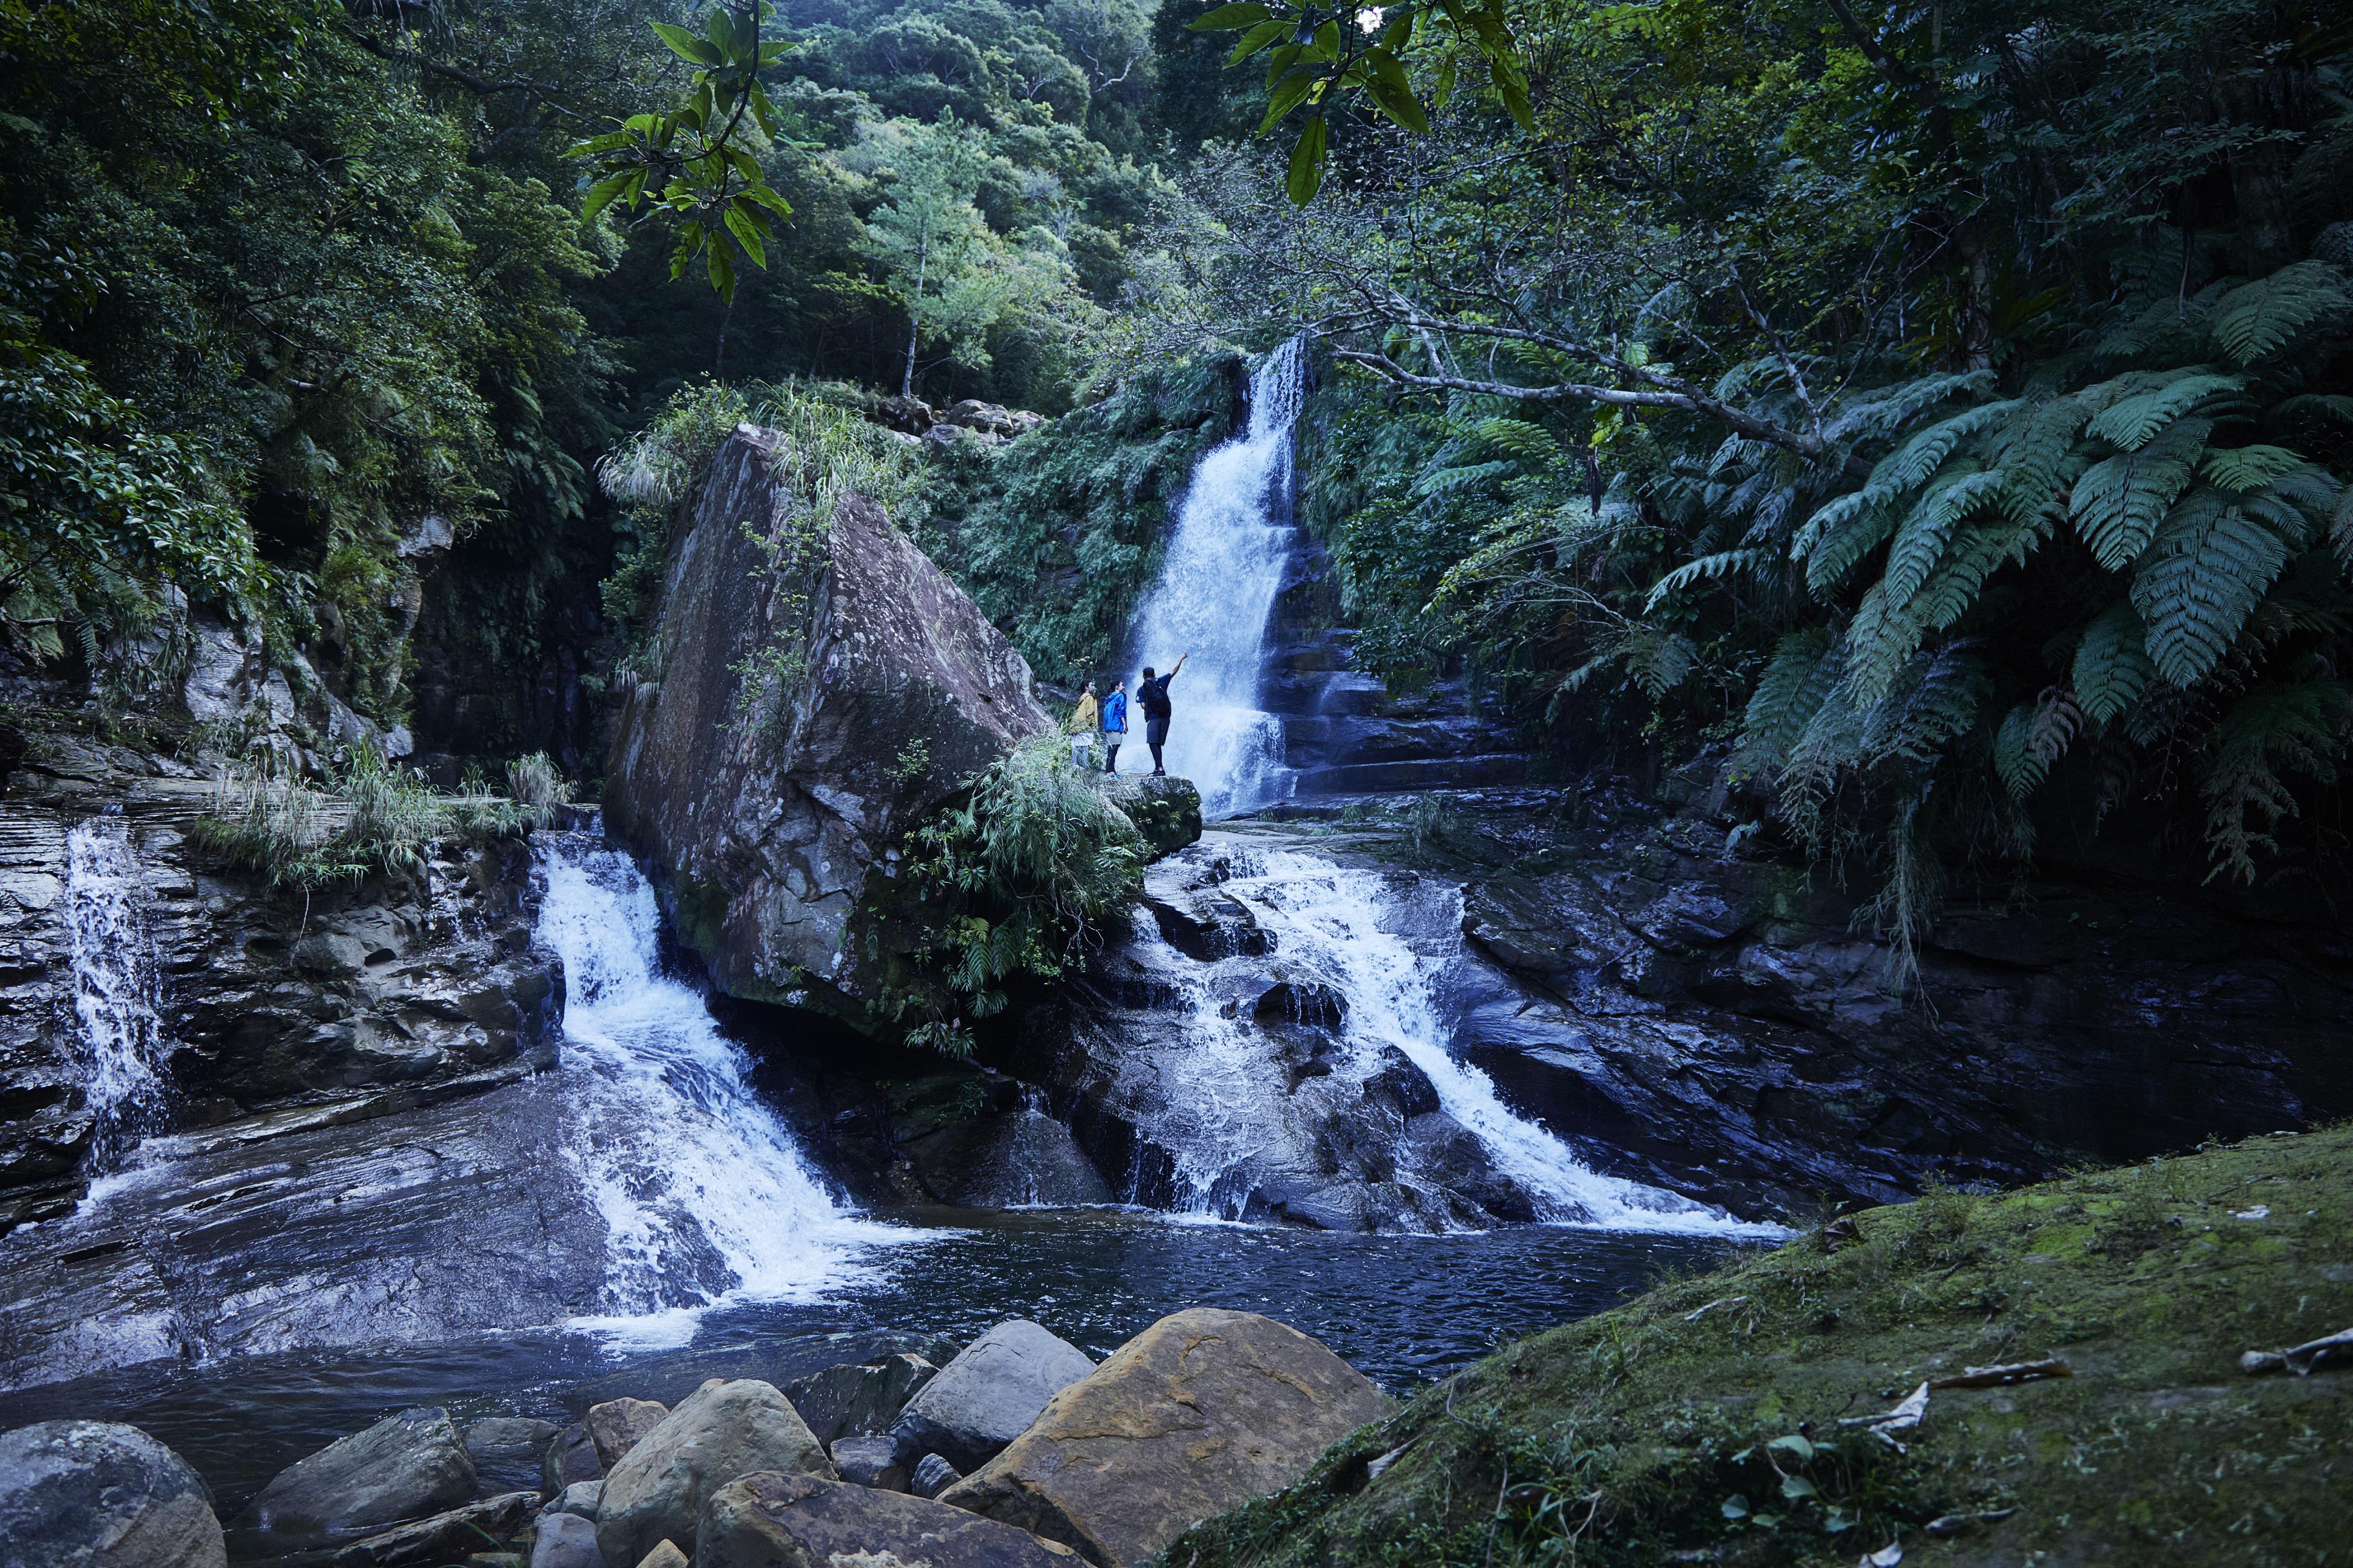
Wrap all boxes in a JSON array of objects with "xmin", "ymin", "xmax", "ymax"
[
  {"xmin": 1142, "ymin": 846, "xmax": 1779, "ymax": 1237},
  {"xmin": 1124, "ymin": 336, "xmax": 1308, "ymax": 819},
  {"xmin": 534, "ymin": 836, "xmax": 909, "ymax": 1340},
  {"xmin": 63, "ymin": 820, "xmax": 175, "ymax": 1169}
]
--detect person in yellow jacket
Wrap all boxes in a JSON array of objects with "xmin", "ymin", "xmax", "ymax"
[{"xmin": 1067, "ymin": 680, "xmax": 1098, "ymax": 769}]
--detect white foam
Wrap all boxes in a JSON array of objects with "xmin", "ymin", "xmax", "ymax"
[
  {"xmin": 534, "ymin": 842, "xmax": 920, "ymax": 1340},
  {"xmin": 63, "ymin": 820, "xmax": 174, "ymax": 1167}
]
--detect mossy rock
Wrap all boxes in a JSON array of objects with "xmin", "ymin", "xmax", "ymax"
[
  {"xmin": 1169, "ymin": 1127, "xmax": 2353, "ymax": 1567},
  {"xmin": 1106, "ymin": 775, "xmax": 1203, "ymax": 860}
]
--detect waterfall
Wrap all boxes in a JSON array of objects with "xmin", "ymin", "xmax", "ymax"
[
  {"xmin": 1124, "ymin": 337, "xmax": 1308, "ymax": 819},
  {"xmin": 63, "ymin": 820, "xmax": 174, "ymax": 1169},
  {"xmin": 1135, "ymin": 846, "xmax": 1779, "ymax": 1236},
  {"xmin": 534, "ymin": 837, "xmax": 910, "ymax": 1341}
]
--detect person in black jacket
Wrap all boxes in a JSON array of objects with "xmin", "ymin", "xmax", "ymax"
[{"xmin": 1136, "ymin": 652, "xmax": 1188, "ymax": 775}]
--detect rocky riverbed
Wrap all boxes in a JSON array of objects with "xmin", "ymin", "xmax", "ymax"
[{"xmin": 1, "ymin": 1306, "xmax": 1392, "ymax": 1568}]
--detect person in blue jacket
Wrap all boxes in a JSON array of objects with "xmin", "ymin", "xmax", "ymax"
[{"xmin": 1100, "ymin": 679, "xmax": 1129, "ymax": 774}]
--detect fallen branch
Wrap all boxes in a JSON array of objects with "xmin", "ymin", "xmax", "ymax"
[
  {"xmin": 1930, "ymin": 1357, "xmax": 2071, "ymax": 1389},
  {"xmin": 1682, "ymin": 1295, "xmax": 1748, "ymax": 1322},
  {"xmin": 2241, "ymin": 1326, "xmax": 2353, "ymax": 1377},
  {"xmin": 1837, "ymin": 1382, "xmax": 1928, "ymax": 1450},
  {"xmin": 1925, "ymin": 1508, "xmax": 2018, "ymax": 1537}
]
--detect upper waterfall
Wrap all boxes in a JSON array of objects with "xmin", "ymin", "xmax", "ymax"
[{"xmin": 1125, "ymin": 337, "xmax": 1308, "ymax": 819}]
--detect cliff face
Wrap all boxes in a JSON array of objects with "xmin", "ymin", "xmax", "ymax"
[{"xmin": 603, "ymin": 424, "xmax": 1050, "ymax": 1008}]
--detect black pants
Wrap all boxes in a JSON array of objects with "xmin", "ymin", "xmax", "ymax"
[
  {"xmin": 1104, "ymin": 739, "xmax": 1121, "ymax": 772},
  {"xmin": 1145, "ymin": 715, "xmax": 1169, "ymax": 773}
]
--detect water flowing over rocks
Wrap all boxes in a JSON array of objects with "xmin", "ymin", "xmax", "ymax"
[
  {"xmin": 604, "ymin": 423, "xmax": 1051, "ymax": 1011},
  {"xmin": 594, "ymin": 1377, "xmax": 835, "ymax": 1568},
  {"xmin": 0, "ymin": 1419, "xmax": 225, "ymax": 1568},
  {"xmin": 940, "ymin": 1309, "xmax": 1395, "ymax": 1568}
]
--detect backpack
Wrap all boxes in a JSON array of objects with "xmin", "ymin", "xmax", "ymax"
[{"xmin": 1140, "ymin": 678, "xmax": 1171, "ymax": 719}]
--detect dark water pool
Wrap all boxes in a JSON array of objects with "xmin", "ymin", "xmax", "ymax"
[{"xmin": 0, "ymin": 1207, "xmax": 1767, "ymax": 1512}]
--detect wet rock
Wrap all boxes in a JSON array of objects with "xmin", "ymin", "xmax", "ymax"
[
  {"xmin": 826, "ymin": 1436, "xmax": 905, "ymax": 1491},
  {"xmin": 909, "ymin": 1454, "xmax": 962, "ymax": 1500},
  {"xmin": 783, "ymin": 1354, "xmax": 934, "ymax": 1446},
  {"xmin": 466, "ymin": 1419, "xmax": 559, "ymax": 1500},
  {"xmin": 332, "ymin": 1490, "xmax": 538, "ymax": 1567},
  {"xmin": 633, "ymin": 1544, "xmax": 685, "ymax": 1568},
  {"xmin": 604, "ymin": 426, "xmax": 1051, "ymax": 1009},
  {"xmin": 595, "ymin": 1379, "xmax": 834, "ymax": 1568},
  {"xmin": 545, "ymin": 1481, "xmax": 601, "ymax": 1520},
  {"xmin": 0, "ymin": 1419, "xmax": 225, "ymax": 1568},
  {"xmin": 236, "ymin": 1406, "xmax": 476, "ymax": 1552},
  {"xmin": 941, "ymin": 1309, "xmax": 1396, "ymax": 1568},
  {"xmin": 584, "ymin": 1399, "xmax": 666, "ymax": 1472},
  {"xmin": 889, "ymin": 1320, "xmax": 1096, "ymax": 1473},
  {"xmin": 1252, "ymin": 980, "xmax": 1346, "ymax": 1030},
  {"xmin": 1105, "ymin": 775, "xmax": 1202, "ymax": 860},
  {"xmin": 542, "ymin": 1426, "xmax": 601, "ymax": 1497},
  {"xmin": 529, "ymin": 1510, "xmax": 602, "ymax": 1568},
  {"xmin": 695, "ymin": 1470, "xmax": 1077, "ymax": 1568}
]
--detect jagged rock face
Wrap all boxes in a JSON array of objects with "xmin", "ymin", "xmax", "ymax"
[
  {"xmin": 605, "ymin": 425, "xmax": 1050, "ymax": 1006},
  {"xmin": 0, "ymin": 747, "xmax": 561, "ymax": 1236}
]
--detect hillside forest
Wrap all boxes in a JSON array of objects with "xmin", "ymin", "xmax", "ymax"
[{"xmin": 6, "ymin": 0, "xmax": 2352, "ymax": 959}]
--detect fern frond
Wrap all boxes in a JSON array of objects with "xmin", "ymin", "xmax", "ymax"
[
  {"xmin": 1884, "ymin": 466, "xmax": 2005, "ymax": 607},
  {"xmin": 1988, "ymin": 395, "xmax": 2091, "ymax": 526},
  {"xmin": 2210, "ymin": 262, "xmax": 2352, "ymax": 365},
  {"xmin": 2129, "ymin": 489, "xmax": 2293, "ymax": 687},
  {"xmin": 2068, "ymin": 419, "xmax": 2210, "ymax": 568},
  {"xmin": 1867, "ymin": 400, "xmax": 2017, "ymax": 493},
  {"xmin": 1858, "ymin": 644, "xmax": 1989, "ymax": 766},
  {"xmin": 1646, "ymin": 548, "xmax": 1773, "ymax": 610},
  {"xmin": 2199, "ymin": 680, "xmax": 2352, "ymax": 882},
  {"xmin": 1993, "ymin": 690, "xmax": 2083, "ymax": 802},
  {"xmin": 1414, "ymin": 459, "xmax": 1517, "ymax": 499},
  {"xmin": 1739, "ymin": 628, "xmax": 1839, "ymax": 769},
  {"xmin": 1469, "ymin": 417, "xmax": 1561, "ymax": 463},
  {"xmin": 1824, "ymin": 369, "xmax": 1997, "ymax": 443},
  {"xmin": 2201, "ymin": 445, "xmax": 2314, "ymax": 493},
  {"xmin": 2071, "ymin": 602, "xmax": 2158, "ymax": 725},
  {"xmin": 2085, "ymin": 373, "xmax": 2244, "ymax": 451},
  {"xmin": 1800, "ymin": 488, "xmax": 1898, "ymax": 596},
  {"xmin": 1624, "ymin": 627, "xmax": 1699, "ymax": 699}
]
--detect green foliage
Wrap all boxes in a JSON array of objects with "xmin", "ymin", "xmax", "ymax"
[{"xmin": 861, "ymin": 737, "xmax": 1145, "ymax": 1055}]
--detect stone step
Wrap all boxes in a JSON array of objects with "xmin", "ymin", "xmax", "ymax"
[{"xmin": 1290, "ymin": 753, "xmax": 1534, "ymax": 795}]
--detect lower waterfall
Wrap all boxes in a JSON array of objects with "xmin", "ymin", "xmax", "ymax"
[
  {"xmin": 63, "ymin": 819, "xmax": 175, "ymax": 1169},
  {"xmin": 533, "ymin": 836, "xmax": 911, "ymax": 1339}
]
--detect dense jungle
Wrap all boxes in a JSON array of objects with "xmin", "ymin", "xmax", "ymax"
[{"xmin": 2, "ymin": 0, "xmax": 2350, "ymax": 1563}]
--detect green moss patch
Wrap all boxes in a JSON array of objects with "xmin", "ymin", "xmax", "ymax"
[{"xmin": 1168, "ymin": 1130, "xmax": 2353, "ymax": 1567}]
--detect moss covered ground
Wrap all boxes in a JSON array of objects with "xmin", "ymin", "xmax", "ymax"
[{"xmin": 1168, "ymin": 1128, "xmax": 2353, "ymax": 1567}]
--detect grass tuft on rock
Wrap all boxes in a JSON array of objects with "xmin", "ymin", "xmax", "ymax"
[{"xmin": 1165, "ymin": 1127, "xmax": 2353, "ymax": 1568}]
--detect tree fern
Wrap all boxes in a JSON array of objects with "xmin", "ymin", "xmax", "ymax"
[
  {"xmin": 1883, "ymin": 466, "xmax": 2005, "ymax": 607},
  {"xmin": 2084, "ymin": 373, "xmax": 2244, "ymax": 451},
  {"xmin": 2071, "ymin": 602, "xmax": 2158, "ymax": 725},
  {"xmin": 2068, "ymin": 419, "xmax": 2211, "ymax": 568},
  {"xmin": 2201, "ymin": 443, "xmax": 2314, "ymax": 493},
  {"xmin": 1823, "ymin": 369, "xmax": 1995, "ymax": 443},
  {"xmin": 1988, "ymin": 395, "xmax": 2091, "ymax": 526},
  {"xmin": 1993, "ymin": 690, "xmax": 2083, "ymax": 802},
  {"xmin": 2211, "ymin": 262, "xmax": 2352, "ymax": 365},
  {"xmin": 1859, "ymin": 645, "xmax": 1989, "ymax": 765},
  {"xmin": 1646, "ymin": 547, "xmax": 1772, "ymax": 611},
  {"xmin": 2129, "ymin": 488, "xmax": 2294, "ymax": 687},
  {"xmin": 1739, "ymin": 628, "xmax": 1839, "ymax": 770}
]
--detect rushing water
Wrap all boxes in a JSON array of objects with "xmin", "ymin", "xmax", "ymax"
[
  {"xmin": 1124, "ymin": 338, "xmax": 1308, "ymax": 818},
  {"xmin": 533, "ymin": 836, "xmax": 912, "ymax": 1341},
  {"xmin": 62, "ymin": 820, "xmax": 175, "ymax": 1169}
]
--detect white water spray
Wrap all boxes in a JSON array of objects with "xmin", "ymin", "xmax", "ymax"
[
  {"xmin": 64, "ymin": 821, "xmax": 174, "ymax": 1168},
  {"xmin": 1125, "ymin": 338, "xmax": 1308, "ymax": 818},
  {"xmin": 534, "ymin": 839, "xmax": 910, "ymax": 1340}
]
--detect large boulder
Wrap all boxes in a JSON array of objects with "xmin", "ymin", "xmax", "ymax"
[
  {"xmin": 584, "ymin": 1399, "xmax": 667, "ymax": 1472},
  {"xmin": 694, "ymin": 1471, "xmax": 1078, "ymax": 1568},
  {"xmin": 594, "ymin": 1379, "xmax": 834, "ymax": 1568},
  {"xmin": 605, "ymin": 425, "xmax": 1051, "ymax": 1007},
  {"xmin": 783, "ymin": 1353, "xmax": 936, "ymax": 1447},
  {"xmin": 889, "ymin": 1320, "xmax": 1095, "ymax": 1473},
  {"xmin": 1104, "ymin": 775, "xmax": 1202, "ymax": 859},
  {"xmin": 0, "ymin": 1420, "xmax": 225, "ymax": 1568},
  {"xmin": 938, "ymin": 1309, "xmax": 1396, "ymax": 1567},
  {"xmin": 234, "ymin": 1406, "xmax": 476, "ymax": 1552}
]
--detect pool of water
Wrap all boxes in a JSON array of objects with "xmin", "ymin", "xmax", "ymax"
[{"xmin": 0, "ymin": 1205, "xmax": 1767, "ymax": 1512}]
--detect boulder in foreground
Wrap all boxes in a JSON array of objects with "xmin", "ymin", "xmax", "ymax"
[
  {"xmin": 890, "ymin": 1319, "xmax": 1095, "ymax": 1473},
  {"xmin": 605, "ymin": 425, "xmax": 1051, "ymax": 1008},
  {"xmin": 1104, "ymin": 774, "xmax": 1203, "ymax": 859},
  {"xmin": 940, "ymin": 1309, "xmax": 1395, "ymax": 1567},
  {"xmin": 595, "ymin": 1378, "xmax": 833, "ymax": 1568},
  {"xmin": 694, "ymin": 1470, "xmax": 1078, "ymax": 1568},
  {"xmin": 0, "ymin": 1419, "xmax": 225, "ymax": 1568},
  {"xmin": 235, "ymin": 1406, "xmax": 475, "ymax": 1550},
  {"xmin": 331, "ymin": 1489, "xmax": 538, "ymax": 1567}
]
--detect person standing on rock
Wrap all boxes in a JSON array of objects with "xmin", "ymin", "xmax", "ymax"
[
  {"xmin": 1068, "ymin": 680, "xmax": 1098, "ymax": 770},
  {"xmin": 1100, "ymin": 678, "xmax": 1129, "ymax": 774},
  {"xmin": 1138, "ymin": 653, "xmax": 1187, "ymax": 776}
]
